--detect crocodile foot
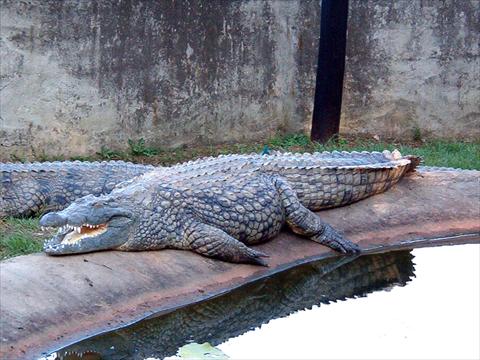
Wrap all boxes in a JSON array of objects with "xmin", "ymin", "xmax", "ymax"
[
  {"xmin": 314, "ymin": 223, "xmax": 361, "ymax": 254},
  {"xmin": 185, "ymin": 221, "xmax": 270, "ymax": 266}
]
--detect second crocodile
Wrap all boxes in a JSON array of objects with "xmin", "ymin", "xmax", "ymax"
[{"xmin": 0, "ymin": 161, "xmax": 155, "ymax": 217}]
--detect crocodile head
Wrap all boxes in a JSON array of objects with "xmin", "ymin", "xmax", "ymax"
[{"xmin": 40, "ymin": 194, "xmax": 136, "ymax": 255}]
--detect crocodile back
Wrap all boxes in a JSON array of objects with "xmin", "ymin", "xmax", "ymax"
[{"xmin": 122, "ymin": 150, "xmax": 417, "ymax": 211}]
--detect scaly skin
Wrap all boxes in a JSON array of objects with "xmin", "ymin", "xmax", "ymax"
[
  {"xmin": 39, "ymin": 150, "xmax": 417, "ymax": 265},
  {"xmin": 0, "ymin": 161, "xmax": 154, "ymax": 217}
]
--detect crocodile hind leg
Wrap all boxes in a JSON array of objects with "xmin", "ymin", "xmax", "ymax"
[
  {"xmin": 182, "ymin": 221, "xmax": 269, "ymax": 266},
  {"xmin": 273, "ymin": 177, "xmax": 361, "ymax": 254}
]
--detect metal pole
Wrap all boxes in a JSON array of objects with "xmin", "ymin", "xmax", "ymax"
[{"xmin": 310, "ymin": 0, "xmax": 349, "ymax": 143}]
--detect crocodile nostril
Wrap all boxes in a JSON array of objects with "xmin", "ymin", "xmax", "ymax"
[{"xmin": 39, "ymin": 212, "xmax": 67, "ymax": 227}]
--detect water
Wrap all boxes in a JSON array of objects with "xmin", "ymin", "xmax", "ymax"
[{"xmin": 46, "ymin": 244, "xmax": 480, "ymax": 360}]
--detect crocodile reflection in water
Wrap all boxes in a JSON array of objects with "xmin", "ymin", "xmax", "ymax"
[{"xmin": 53, "ymin": 250, "xmax": 415, "ymax": 360}]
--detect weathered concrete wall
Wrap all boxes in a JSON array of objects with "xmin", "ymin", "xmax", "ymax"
[
  {"xmin": 1, "ymin": 1, "xmax": 479, "ymax": 160},
  {"xmin": 0, "ymin": 0, "xmax": 320, "ymax": 159},
  {"xmin": 341, "ymin": 0, "xmax": 480, "ymax": 139}
]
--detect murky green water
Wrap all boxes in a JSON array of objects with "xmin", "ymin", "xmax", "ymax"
[{"xmin": 44, "ymin": 244, "xmax": 480, "ymax": 360}]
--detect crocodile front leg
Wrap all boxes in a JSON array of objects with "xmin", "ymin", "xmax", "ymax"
[
  {"xmin": 182, "ymin": 220, "xmax": 269, "ymax": 266},
  {"xmin": 273, "ymin": 177, "xmax": 361, "ymax": 254}
]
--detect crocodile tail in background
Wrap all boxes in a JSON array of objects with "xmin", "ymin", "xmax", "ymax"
[
  {"xmin": 0, "ymin": 161, "xmax": 155, "ymax": 217},
  {"xmin": 403, "ymin": 155, "xmax": 422, "ymax": 173},
  {"xmin": 381, "ymin": 149, "xmax": 422, "ymax": 174}
]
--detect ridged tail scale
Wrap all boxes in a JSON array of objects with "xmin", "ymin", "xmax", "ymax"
[{"xmin": 260, "ymin": 150, "xmax": 418, "ymax": 210}]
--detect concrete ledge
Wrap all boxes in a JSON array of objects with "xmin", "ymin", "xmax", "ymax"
[{"xmin": 1, "ymin": 170, "xmax": 479, "ymax": 359}]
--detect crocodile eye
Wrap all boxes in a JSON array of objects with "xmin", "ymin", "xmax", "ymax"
[
  {"xmin": 95, "ymin": 200, "xmax": 112, "ymax": 207},
  {"xmin": 93, "ymin": 201, "xmax": 109, "ymax": 208}
]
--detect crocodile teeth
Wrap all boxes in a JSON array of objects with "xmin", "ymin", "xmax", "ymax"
[{"xmin": 75, "ymin": 227, "xmax": 81, "ymax": 233}]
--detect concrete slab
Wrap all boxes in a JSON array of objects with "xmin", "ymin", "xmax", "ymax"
[{"xmin": 1, "ymin": 169, "xmax": 479, "ymax": 359}]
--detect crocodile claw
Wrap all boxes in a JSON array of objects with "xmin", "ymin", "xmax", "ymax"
[
  {"xmin": 315, "ymin": 223, "xmax": 361, "ymax": 254},
  {"xmin": 244, "ymin": 248, "xmax": 269, "ymax": 267}
]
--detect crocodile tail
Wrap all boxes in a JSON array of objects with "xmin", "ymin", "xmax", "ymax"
[
  {"xmin": 381, "ymin": 149, "xmax": 421, "ymax": 173},
  {"xmin": 404, "ymin": 155, "xmax": 422, "ymax": 173}
]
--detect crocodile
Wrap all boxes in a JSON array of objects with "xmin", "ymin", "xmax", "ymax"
[
  {"xmin": 0, "ymin": 161, "xmax": 155, "ymax": 217},
  {"xmin": 39, "ymin": 150, "xmax": 419, "ymax": 265}
]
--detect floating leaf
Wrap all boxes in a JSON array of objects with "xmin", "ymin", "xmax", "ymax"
[{"xmin": 177, "ymin": 342, "xmax": 229, "ymax": 359}]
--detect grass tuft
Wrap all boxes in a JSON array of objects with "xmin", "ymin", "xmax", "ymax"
[
  {"xmin": 0, "ymin": 218, "xmax": 54, "ymax": 259},
  {"xmin": 96, "ymin": 146, "xmax": 126, "ymax": 160},
  {"xmin": 128, "ymin": 138, "xmax": 159, "ymax": 157}
]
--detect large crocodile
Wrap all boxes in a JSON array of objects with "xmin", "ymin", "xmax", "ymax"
[{"xmin": 38, "ymin": 150, "xmax": 419, "ymax": 265}]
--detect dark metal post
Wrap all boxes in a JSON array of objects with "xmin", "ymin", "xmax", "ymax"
[{"xmin": 310, "ymin": 0, "xmax": 349, "ymax": 143}]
